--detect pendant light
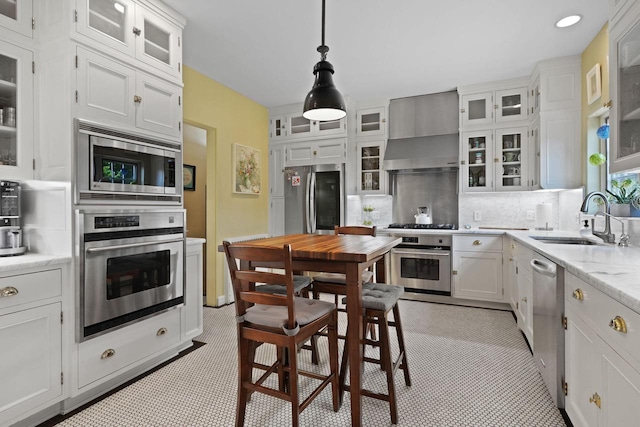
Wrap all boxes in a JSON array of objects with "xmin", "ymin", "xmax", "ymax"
[{"xmin": 302, "ymin": 0, "xmax": 346, "ymax": 121}]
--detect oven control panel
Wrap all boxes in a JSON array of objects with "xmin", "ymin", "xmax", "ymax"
[{"xmin": 95, "ymin": 216, "xmax": 140, "ymax": 229}]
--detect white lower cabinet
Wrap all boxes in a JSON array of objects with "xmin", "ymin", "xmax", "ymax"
[
  {"xmin": 0, "ymin": 302, "xmax": 62, "ymax": 425},
  {"xmin": 514, "ymin": 242, "xmax": 534, "ymax": 346},
  {"xmin": 184, "ymin": 240, "xmax": 204, "ymax": 341},
  {"xmin": 452, "ymin": 235, "xmax": 504, "ymax": 302},
  {"xmin": 269, "ymin": 197, "xmax": 285, "ymax": 237},
  {"xmin": 77, "ymin": 308, "xmax": 181, "ymax": 389},
  {"xmin": 565, "ymin": 272, "xmax": 640, "ymax": 426}
]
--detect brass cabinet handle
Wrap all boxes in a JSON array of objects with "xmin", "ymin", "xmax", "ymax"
[
  {"xmin": 157, "ymin": 327, "xmax": 168, "ymax": 336},
  {"xmin": 609, "ymin": 316, "xmax": 627, "ymax": 333},
  {"xmin": 134, "ymin": 95, "xmax": 142, "ymax": 103},
  {"xmin": 572, "ymin": 288, "xmax": 584, "ymax": 301},
  {"xmin": 0, "ymin": 286, "xmax": 18, "ymax": 298},
  {"xmin": 101, "ymin": 349, "xmax": 116, "ymax": 359},
  {"xmin": 589, "ymin": 392, "xmax": 601, "ymax": 409},
  {"xmin": 473, "ymin": 240, "xmax": 482, "ymax": 246}
]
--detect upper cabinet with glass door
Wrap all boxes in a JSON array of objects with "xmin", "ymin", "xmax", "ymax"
[
  {"xmin": 356, "ymin": 107, "xmax": 386, "ymax": 137},
  {"xmin": 610, "ymin": 2, "xmax": 640, "ymax": 173},
  {"xmin": 0, "ymin": 40, "xmax": 34, "ymax": 179},
  {"xmin": 0, "ymin": 0, "xmax": 33, "ymax": 41},
  {"xmin": 459, "ymin": 83, "xmax": 528, "ymax": 128},
  {"xmin": 75, "ymin": 0, "xmax": 183, "ymax": 79},
  {"xmin": 284, "ymin": 112, "xmax": 346, "ymax": 140}
]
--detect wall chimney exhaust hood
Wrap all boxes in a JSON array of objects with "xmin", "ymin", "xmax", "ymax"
[{"xmin": 384, "ymin": 90, "xmax": 459, "ymax": 170}]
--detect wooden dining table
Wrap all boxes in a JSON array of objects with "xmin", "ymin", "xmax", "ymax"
[{"xmin": 228, "ymin": 233, "xmax": 401, "ymax": 427}]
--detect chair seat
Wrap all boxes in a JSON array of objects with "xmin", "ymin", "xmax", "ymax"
[
  {"xmin": 342, "ymin": 283, "xmax": 404, "ymax": 312},
  {"xmin": 312, "ymin": 270, "xmax": 374, "ymax": 285},
  {"xmin": 244, "ymin": 297, "xmax": 335, "ymax": 330},
  {"xmin": 255, "ymin": 274, "xmax": 312, "ymax": 295}
]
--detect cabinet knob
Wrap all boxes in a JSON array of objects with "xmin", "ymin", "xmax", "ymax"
[
  {"xmin": 132, "ymin": 27, "xmax": 141, "ymax": 36},
  {"xmin": 134, "ymin": 95, "xmax": 142, "ymax": 103},
  {"xmin": 609, "ymin": 316, "xmax": 627, "ymax": 333},
  {"xmin": 101, "ymin": 349, "xmax": 116, "ymax": 359},
  {"xmin": 589, "ymin": 392, "xmax": 601, "ymax": 409},
  {"xmin": 572, "ymin": 288, "xmax": 584, "ymax": 301},
  {"xmin": 473, "ymin": 240, "xmax": 482, "ymax": 246},
  {"xmin": 522, "ymin": 297, "xmax": 527, "ymax": 303},
  {"xmin": 452, "ymin": 270, "xmax": 457, "ymax": 275},
  {"xmin": 0, "ymin": 286, "xmax": 18, "ymax": 298},
  {"xmin": 157, "ymin": 327, "xmax": 168, "ymax": 336}
]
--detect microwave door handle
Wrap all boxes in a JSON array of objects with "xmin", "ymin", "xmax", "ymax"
[{"xmin": 86, "ymin": 237, "xmax": 184, "ymax": 253}]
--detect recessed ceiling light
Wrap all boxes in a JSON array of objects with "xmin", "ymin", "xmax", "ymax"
[{"xmin": 555, "ymin": 15, "xmax": 582, "ymax": 28}]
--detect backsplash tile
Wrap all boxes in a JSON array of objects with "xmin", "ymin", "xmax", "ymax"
[{"xmin": 346, "ymin": 195, "xmax": 393, "ymax": 227}]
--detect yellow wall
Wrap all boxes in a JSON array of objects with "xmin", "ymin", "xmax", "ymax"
[
  {"xmin": 182, "ymin": 66, "xmax": 269, "ymax": 306},
  {"xmin": 184, "ymin": 124, "xmax": 207, "ymax": 239},
  {"xmin": 581, "ymin": 24, "xmax": 609, "ymax": 191}
]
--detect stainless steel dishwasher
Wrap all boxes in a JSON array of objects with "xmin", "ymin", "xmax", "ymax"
[{"xmin": 531, "ymin": 253, "xmax": 565, "ymax": 408}]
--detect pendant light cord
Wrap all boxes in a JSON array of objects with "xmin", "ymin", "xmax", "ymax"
[{"xmin": 318, "ymin": 0, "xmax": 328, "ymax": 61}]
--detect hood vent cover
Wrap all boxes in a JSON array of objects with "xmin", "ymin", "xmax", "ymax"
[{"xmin": 383, "ymin": 134, "xmax": 459, "ymax": 171}]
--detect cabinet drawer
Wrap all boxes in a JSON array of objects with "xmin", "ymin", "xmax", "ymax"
[
  {"xmin": 454, "ymin": 235, "xmax": 503, "ymax": 252},
  {"xmin": 78, "ymin": 308, "xmax": 181, "ymax": 388},
  {"xmin": 0, "ymin": 269, "xmax": 62, "ymax": 311},
  {"xmin": 565, "ymin": 273, "xmax": 640, "ymax": 368}
]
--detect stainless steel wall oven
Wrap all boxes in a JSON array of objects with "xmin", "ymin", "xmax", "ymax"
[
  {"xmin": 388, "ymin": 234, "xmax": 452, "ymax": 295},
  {"xmin": 77, "ymin": 210, "xmax": 185, "ymax": 341},
  {"xmin": 76, "ymin": 120, "xmax": 182, "ymax": 205}
]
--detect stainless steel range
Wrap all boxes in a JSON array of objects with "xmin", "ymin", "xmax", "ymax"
[{"xmin": 386, "ymin": 224, "xmax": 454, "ymax": 295}]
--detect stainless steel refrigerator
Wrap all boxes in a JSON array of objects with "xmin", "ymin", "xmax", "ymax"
[{"xmin": 283, "ymin": 164, "xmax": 345, "ymax": 234}]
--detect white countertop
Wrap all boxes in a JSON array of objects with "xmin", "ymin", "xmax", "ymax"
[
  {"xmin": 186, "ymin": 237, "xmax": 206, "ymax": 245},
  {"xmin": 0, "ymin": 253, "xmax": 71, "ymax": 273}
]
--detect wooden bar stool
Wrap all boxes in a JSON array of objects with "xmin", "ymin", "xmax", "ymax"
[
  {"xmin": 339, "ymin": 282, "xmax": 411, "ymax": 425},
  {"xmin": 223, "ymin": 241, "xmax": 340, "ymax": 427}
]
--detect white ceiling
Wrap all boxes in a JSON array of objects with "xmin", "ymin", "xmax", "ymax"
[{"xmin": 162, "ymin": 0, "xmax": 609, "ymax": 108}]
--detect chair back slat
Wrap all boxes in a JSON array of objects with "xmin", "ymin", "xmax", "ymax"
[
  {"xmin": 334, "ymin": 225, "xmax": 377, "ymax": 236},
  {"xmin": 223, "ymin": 241, "xmax": 297, "ymax": 328}
]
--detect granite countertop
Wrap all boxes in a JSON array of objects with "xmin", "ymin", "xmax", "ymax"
[{"xmin": 0, "ymin": 253, "xmax": 72, "ymax": 273}]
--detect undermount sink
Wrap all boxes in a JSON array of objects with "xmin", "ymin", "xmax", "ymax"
[{"xmin": 529, "ymin": 236, "xmax": 599, "ymax": 245}]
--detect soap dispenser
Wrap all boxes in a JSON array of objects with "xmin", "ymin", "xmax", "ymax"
[{"xmin": 579, "ymin": 219, "xmax": 591, "ymax": 238}]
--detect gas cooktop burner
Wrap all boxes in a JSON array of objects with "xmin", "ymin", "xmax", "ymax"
[{"xmin": 387, "ymin": 223, "xmax": 457, "ymax": 230}]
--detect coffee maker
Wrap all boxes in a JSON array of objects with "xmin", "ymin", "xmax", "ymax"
[{"xmin": 0, "ymin": 180, "xmax": 25, "ymax": 256}]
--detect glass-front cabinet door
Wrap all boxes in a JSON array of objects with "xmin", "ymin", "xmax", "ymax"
[
  {"xmin": 495, "ymin": 127, "xmax": 527, "ymax": 191},
  {"xmin": 0, "ymin": 0, "xmax": 33, "ymax": 39},
  {"xmin": 356, "ymin": 107, "xmax": 386, "ymax": 137},
  {"xmin": 269, "ymin": 115, "xmax": 286, "ymax": 140},
  {"xmin": 135, "ymin": 6, "xmax": 182, "ymax": 78},
  {"xmin": 357, "ymin": 141, "xmax": 385, "ymax": 193},
  {"xmin": 611, "ymin": 15, "xmax": 640, "ymax": 172},
  {"xmin": 0, "ymin": 40, "xmax": 33, "ymax": 179},
  {"xmin": 461, "ymin": 130, "xmax": 493, "ymax": 192},
  {"xmin": 460, "ymin": 92, "xmax": 493, "ymax": 127},
  {"xmin": 76, "ymin": 0, "xmax": 137, "ymax": 57},
  {"xmin": 495, "ymin": 88, "xmax": 528, "ymax": 123}
]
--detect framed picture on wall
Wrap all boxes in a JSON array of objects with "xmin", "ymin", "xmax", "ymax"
[
  {"xmin": 183, "ymin": 164, "xmax": 196, "ymax": 191},
  {"xmin": 586, "ymin": 63, "xmax": 602, "ymax": 105},
  {"xmin": 233, "ymin": 143, "xmax": 261, "ymax": 195}
]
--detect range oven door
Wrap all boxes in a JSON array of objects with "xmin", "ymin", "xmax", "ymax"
[
  {"xmin": 81, "ymin": 231, "xmax": 184, "ymax": 340},
  {"xmin": 390, "ymin": 246, "xmax": 451, "ymax": 294}
]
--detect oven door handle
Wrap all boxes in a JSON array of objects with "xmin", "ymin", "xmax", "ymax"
[
  {"xmin": 86, "ymin": 237, "xmax": 184, "ymax": 254},
  {"xmin": 392, "ymin": 249, "xmax": 450, "ymax": 257}
]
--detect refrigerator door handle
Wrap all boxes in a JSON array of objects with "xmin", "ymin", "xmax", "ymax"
[
  {"xmin": 309, "ymin": 171, "xmax": 317, "ymax": 233},
  {"xmin": 305, "ymin": 172, "xmax": 312, "ymax": 233}
]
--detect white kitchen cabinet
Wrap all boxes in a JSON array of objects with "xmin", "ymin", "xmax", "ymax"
[
  {"xmin": 505, "ymin": 239, "xmax": 518, "ymax": 312},
  {"xmin": 269, "ymin": 144, "xmax": 285, "ymax": 197},
  {"xmin": 610, "ymin": 0, "xmax": 634, "ymax": 28},
  {"xmin": 609, "ymin": 2, "xmax": 640, "ymax": 173},
  {"xmin": 269, "ymin": 114, "xmax": 286, "ymax": 141},
  {"xmin": 0, "ymin": 0, "xmax": 33, "ymax": 40},
  {"xmin": 528, "ymin": 119, "xmax": 541, "ymax": 189},
  {"xmin": 538, "ymin": 110, "xmax": 581, "ymax": 189},
  {"xmin": 284, "ymin": 138, "xmax": 346, "ymax": 167},
  {"xmin": 76, "ymin": 47, "xmax": 182, "ymax": 140},
  {"xmin": 76, "ymin": 0, "xmax": 182, "ymax": 78},
  {"xmin": 356, "ymin": 140, "xmax": 385, "ymax": 194},
  {"xmin": 356, "ymin": 106, "xmax": 386, "ymax": 137},
  {"xmin": 461, "ymin": 127, "xmax": 528, "ymax": 192},
  {"xmin": 285, "ymin": 112, "xmax": 346, "ymax": 140},
  {"xmin": 269, "ymin": 197, "xmax": 285, "ymax": 237},
  {"xmin": 460, "ymin": 86, "xmax": 528, "ymax": 128},
  {"xmin": 564, "ymin": 271, "xmax": 640, "ymax": 427},
  {"xmin": 452, "ymin": 235, "xmax": 504, "ymax": 302},
  {"xmin": 183, "ymin": 239, "xmax": 204, "ymax": 341},
  {"xmin": 0, "ymin": 39, "xmax": 34, "ymax": 180},
  {"xmin": 513, "ymin": 242, "xmax": 534, "ymax": 346},
  {"xmin": 0, "ymin": 266, "xmax": 65, "ymax": 426}
]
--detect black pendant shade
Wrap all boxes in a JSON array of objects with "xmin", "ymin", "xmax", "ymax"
[{"xmin": 302, "ymin": 0, "xmax": 346, "ymax": 121}]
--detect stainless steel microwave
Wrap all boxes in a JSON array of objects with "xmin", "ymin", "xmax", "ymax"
[{"xmin": 75, "ymin": 120, "xmax": 182, "ymax": 205}]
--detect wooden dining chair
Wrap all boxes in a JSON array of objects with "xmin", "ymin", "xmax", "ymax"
[
  {"xmin": 339, "ymin": 282, "xmax": 411, "ymax": 425},
  {"xmin": 222, "ymin": 241, "xmax": 340, "ymax": 427}
]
